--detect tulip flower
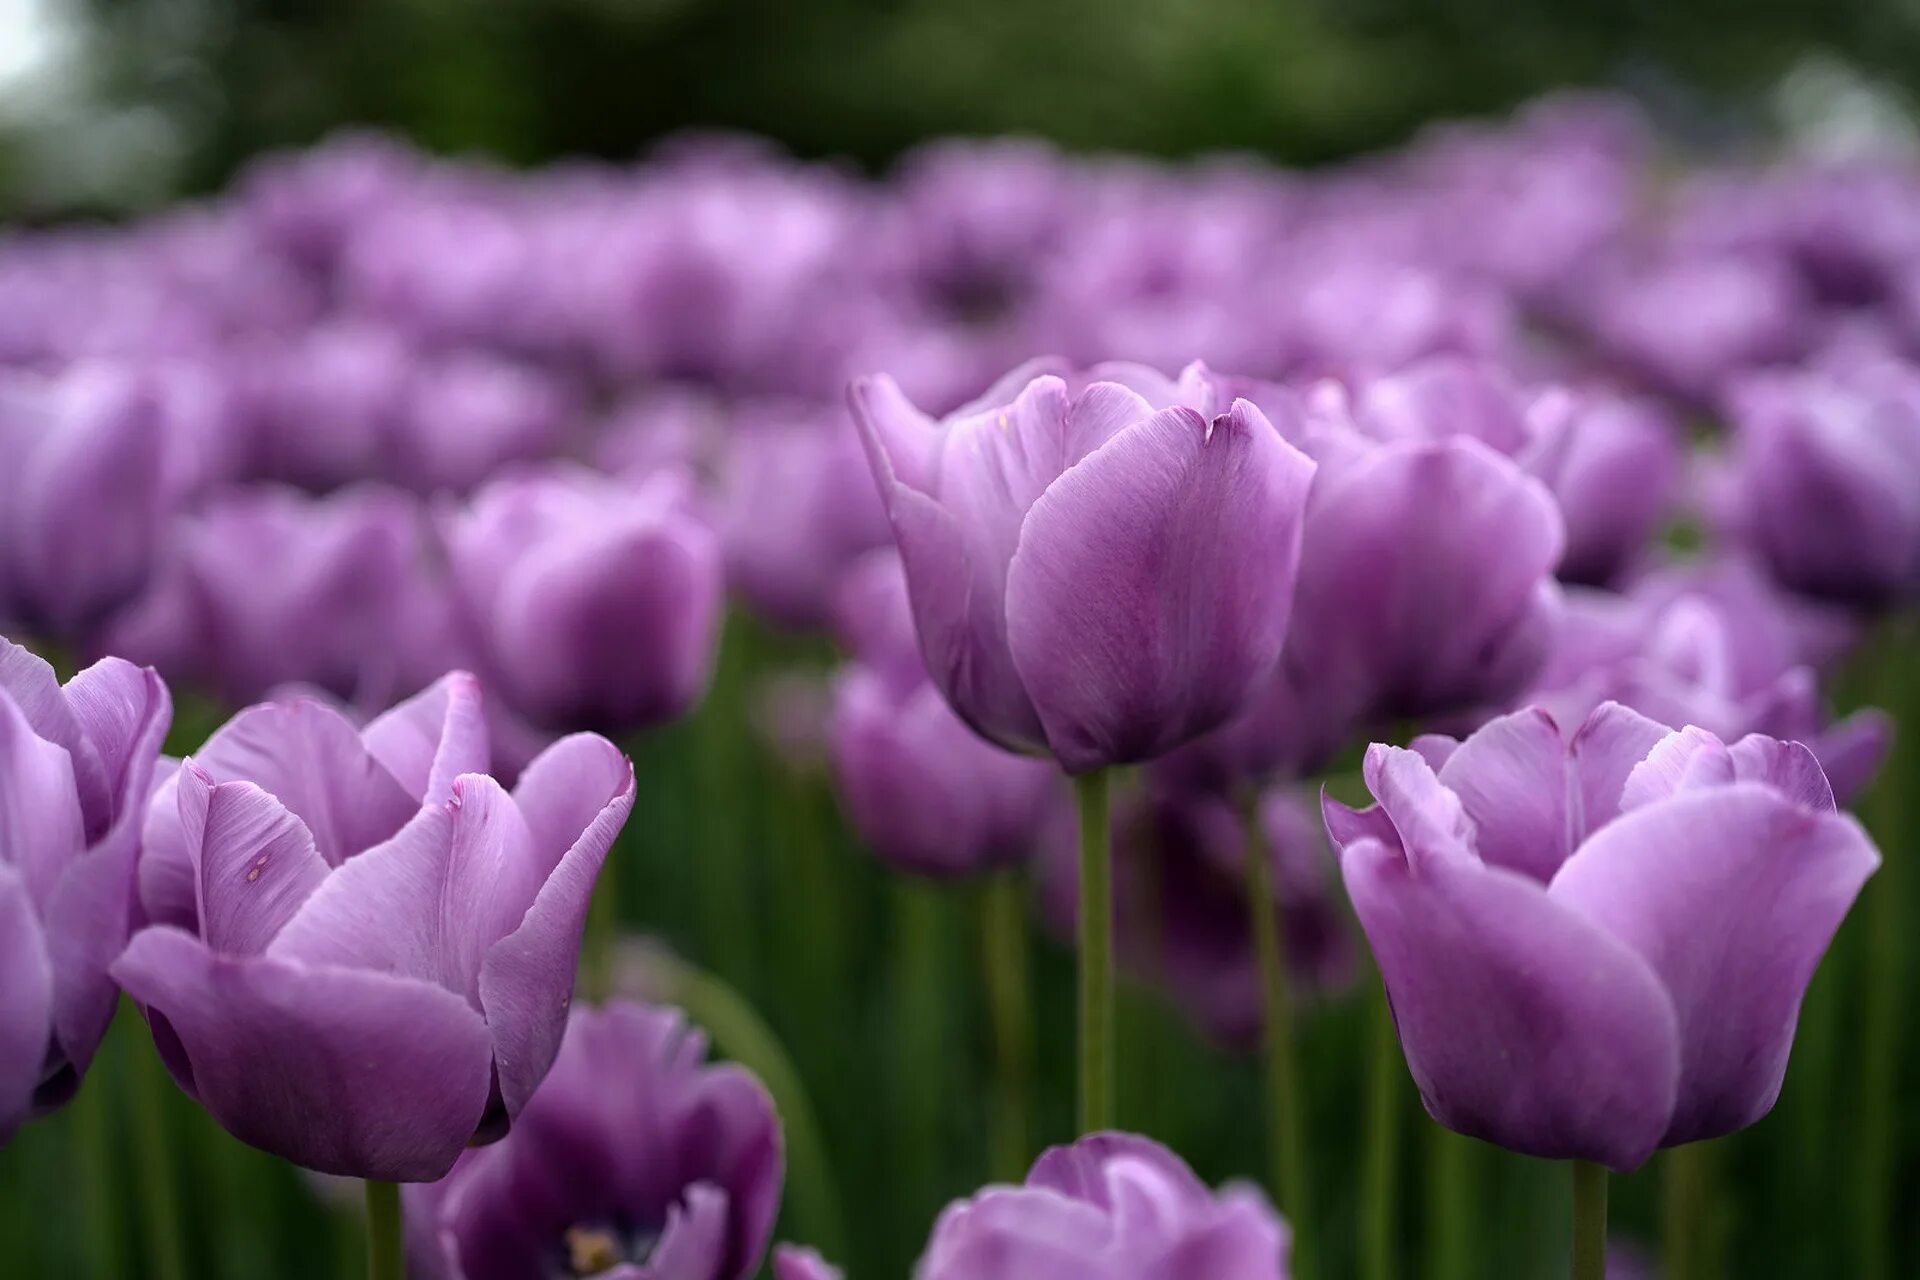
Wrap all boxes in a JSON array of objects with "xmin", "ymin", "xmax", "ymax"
[
  {"xmin": 849, "ymin": 363, "xmax": 1316, "ymax": 774},
  {"xmin": 828, "ymin": 552, "xmax": 1059, "ymax": 878},
  {"xmin": 0, "ymin": 366, "xmax": 171, "ymax": 637},
  {"xmin": 773, "ymin": 1244, "xmax": 843, "ymax": 1280},
  {"xmin": 404, "ymin": 1001, "xmax": 781, "ymax": 1280},
  {"xmin": 111, "ymin": 672, "xmax": 635, "ymax": 1182},
  {"xmin": 1324, "ymin": 701, "xmax": 1877, "ymax": 1274},
  {"xmin": 916, "ymin": 1131, "xmax": 1290, "ymax": 1280},
  {"xmin": 440, "ymin": 464, "xmax": 724, "ymax": 733},
  {"xmin": 0, "ymin": 639, "xmax": 171, "ymax": 1140},
  {"xmin": 1717, "ymin": 361, "xmax": 1920, "ymax": 606}
]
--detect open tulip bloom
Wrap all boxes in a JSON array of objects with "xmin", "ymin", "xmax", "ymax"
[
  {"xmin": 1323, "ymin": 701, "xmax": 1879, "ymax": 1271},
  {"xmin": 111, "ymin": 671, "xmax": 636, "ymax": 1187}
]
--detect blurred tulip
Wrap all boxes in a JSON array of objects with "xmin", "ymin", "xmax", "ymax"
[
  {"xmin": 440, "ymin": 465, "xmax": 724, "ymax": 733},
  {"xmin": 916, "ymin": 1132, "xmax": 1290, "ymax": 1279},
  {"xmin": 405, "ymin": 1001, "xmax": 781, "ymax": 1280},
  {"xmin": 1325, "ymin": 702, "xmax": 1879, "ymax": 1170},
  {"xmin": 111, "ymin": 680, "xmax": 634, "ymax": 1181},
  {"xmin": 0, "ymin": 639, "xmax": 170, "ymax": 1140},
  {"xmin": 850, "ymin": 363, "xmax": 1316, "ymax": 773},
  {"xmin": 773, "ymin": 1244, "xmax": 843, "ymax": 1280}
]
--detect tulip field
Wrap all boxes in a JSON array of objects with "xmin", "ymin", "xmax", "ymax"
[{"xmin": 2, "ymin": 94, "xmax": 1919, "ymax": 1278}]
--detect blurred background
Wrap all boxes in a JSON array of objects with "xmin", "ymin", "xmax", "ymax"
[{"xmin": 4, "ymin": 0, "xmax": 1920, "ymax": 218}]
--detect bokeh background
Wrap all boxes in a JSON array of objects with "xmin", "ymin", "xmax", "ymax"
[{"xmin": 3, "ymin": 2, "xmax": 1919, "ymax": 1278}]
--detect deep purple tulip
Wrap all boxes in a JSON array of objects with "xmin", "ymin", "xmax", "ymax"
[
  {"xmin": 1718, "ymin": 361, "xmax": 1920, "ymax": 605},
  {"xmin": 917, "ymin": 1132, "xmax": 1289, "ymax": 1280},
  {"xmin": 717, "ymin": 402, "xmax": 892, "ymax": 628},
  {"xmin": 1039, "ymin": 785, "xmax": 1350, "ymax": 1047},
  {"xmin": 772, "ymin": 1245, "xmax": 842, "ymax": 1280},
  {"xmin": 111, "ymin": 676, "xmax": 635, "ymax": 1181},
  {"xmin": 440, "ymin": 465, "xmax": 724, "ymax": 733},
  {"xmin": 0, "ymin": 366, "xmax": 170, "ymax": 636},
  {"xmin": 849, "ymin": 363, "xmax": 1316, "ymax": 773},
  {"xmin": 0, "ymin": 640, "xmax": 170, "ymax": 1139},
  {"xmin": 827, "ymin": 552, "xmax": 1059, "ymax": 877},
  {"xmin": 1325, "ymin": 702, "xmax": 1879, "ymax": 1170},
  {"xmin": 405, "ymin": 1001, "xmax": 781, "ymax": 1280},
  {"xmin": 103, "ymin": 483, "xmax": 455, "ymax": 710}
]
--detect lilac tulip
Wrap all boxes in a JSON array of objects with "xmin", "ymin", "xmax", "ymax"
[
  {"xmin": 405, "ymin": 1001, "xmax": 781, "ymax": 1280},
  {"xmin": 826, "ymin": 552, "xmax": 1060, "ymax": 877},
  {"xmin": 1325, "ymin": 702, "xmax": 1879, "ymax": 1170},
  {"xmin": 103, "ymin": 483, "xmax": 455, "ymax": 710},
  {"xmin": 0, "ymin": 640, "xmax": 170, "ymax": 1139},
  {"xmin": 395, "ymin": 353, "xmax": 579, "ymax": 494},
  {"xmin": 0, "ymin": 366, "xmax": 170, "ymax": 636},
  {"xmin": 1717, "ymin": 361, "xmax": 1920, "ymax": 605},
  {"xmin": 717, "ymin": 402, "xmax": 892, "ymax": 628},
  {"xmin": 1039, "ymin": 786, "xmax": 1350, "ymax": 1047},
  {"xmin": 245, "ymin": 322, "xmax": 416, "ymax": 491},
  {"xmin": 849, "ymin": 362, "xmax": 1316, "ymax": 773},
  {"xmin": 440, "ymin": 465, "xmax": 724, "ymax": 733},
  {"xmin": 111, "ymin": 675, "xmax": 635, "ymax": 1181},
  {"xmin": 773, "ymin": 1245, "xmax": 843, "ymax": 1280},
  {"xmin": 917, "ymin": 1132, "xmax": 1289, "ymax": 1280}
]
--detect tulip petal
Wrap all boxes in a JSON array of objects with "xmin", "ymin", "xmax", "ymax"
[
  {"xmin": 363, "ymin": 671, "xmax": 489, "ymax": 806},
  {"xmin": 848, "ymin": 374, "xmax": 943, "ymax": 495},
  {"xmin": 1618, "ymin": 726, "xmax": 1735, "ymax": 812},
  {"xmin": 1729, "ymin": 735, "xmax": 1835, "ymax": 813},
  {"xmin": 1142, "ymin": 1188, "xmax": 1289, "ymax": 1280},
  {"xmin": 1433, "ymin": 707, "xmax": 1572, "ymax": 880},
  {"xmin": 641, "ymin": 1180, "xmax": 731, "ymax": 1280},
  {"xmin": 1550, "ymin": 784, "xmax": 1879, "ymax": 1145},
  {"xmin": 1567, "ymin": 700, "xmax": 1671, "ymax": 836},
  {"xmin": 187, "ymin": 700, "xmax": 417, "ymax": 866},
  {"xmin": 1344, "ymin": 837, "xmax": 1680, "ymax": 1170},
  {"xmin": 479, "ymin": 752, "xmax": 634, "ymax": 1119},
  {"xmin": 113, "ymin": 927, "xmax": 494, "ymax": 1180},
  {"xmin": 0, "ymin": 685, "xmax": 86, "ymax": 908},
  {"xmin": 1358, "ymin": 744, "xmax": 1476, "ymax": 872},
  {"xmin": 59, "ymin": 657, "xmax": 170, "ymax": 836},
  {"xmin": 1005, "ymin": 401, "xmax": 1314, "ymax": 772},
  {"xmin": 182, "ymin": 772, "xmax": 330, "ymax": 957},
  {"xmin": 0, "ymin": 865, "xmax": 53, "ymax": 1140}
]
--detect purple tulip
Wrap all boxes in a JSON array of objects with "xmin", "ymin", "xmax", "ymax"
[
  {"xmin": 849, "ymin": 363, "xmax": 1316, "ymax": 773},
  {"xmin": 1325, "ymin": 702, "xmax": 1879, "ymax": 1170},
  {"xmin": 394, "ymin": 353, "xmax": 578, "ymax": 494},
  {"xmin": 916, "ymin": 1131, "xmax": 1290, "ymax": 1280},
  {"xmin": 0, "ymin": 366, "xmax": 170, "ymax": 636},
  {"xmin": 405, "ymin": 1000, "xmax": 781, "ymax": 1280},
  {"xmin": 440, "ymin": 465, "xmax": 724, "ymax": 733},
  {"xmin": 773, "ymin": 1245, "xmax": 843, "ymax": 1280},
  {"xmin": 245, "ymin": 322, "xmax": 415, "ymax": 491},
  {"xmin": 1276, "ymin": 377, "xmax": 1565, "ymax": 728},
  {"xmin": 1532, "ymin": 579, "xmax": 1890, "ymax": 802},
  {"xmin": 1717, "ymin": 361, "xmax": 1920, "ymax": 605},
  {"xmin": 1039, "ymin": 785, "xmax": 1350, "ymax": 1047},
  {"xmin": 111, "ymin": 675, "xmax": 635, "ymax": 1181},
  {"xmin": 0, "ymin": 639, "xmax": 170, "ymax": 1139},
  {"xmin": 717, "ymin": 402, "xmax": 892, "ymax": 628},
  {"xmin": 103, "ymin": 483, "xmax": 456, "ymax": 711}
]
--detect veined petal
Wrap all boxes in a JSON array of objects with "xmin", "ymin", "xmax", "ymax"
[{"xmin": 363, "ymin": 671, "xmax": 489, "ymax": 806}]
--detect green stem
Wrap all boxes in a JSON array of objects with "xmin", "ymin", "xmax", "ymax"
[
  {"xmin": 1074, "ymin": 768, "xmax": 1113, "ymax": 1133},
  {"xmin": 364, "ymin": 1180, "xmax": 403, "ymax": 1280},
  {"xmin": 981, "ymin": 870, "xmax": 1034, "ymax": 1182},
  {"xmin": 124, "ymin": 1013, "xmax": 188, "ymax": 1280},
  {"xmin": 652, "ymin": 951, "xmax": 846, "ymax": 1262},
  {"xmin": 74, "ymin": 1050, "xmax": 124, "ymax": 1278},
  {"xmin": 1425, "ymin": 1128, "xmax": 1472, "ymax": 1280},
  {"xmin": 1570, "ymin": 1161, "xmax": 1607, "ymax": 1280},
  {"xmin": 1242, "ymin": 797, "xmax": 1312, "ymax": 1272},
  {"xmin": 1662, "ymin": 1143, "xmax": 1702, "ymax": 1280},
  {"xmin": 1360, "ymin": 985, "xmax": 1401, "ymax": 1280}
]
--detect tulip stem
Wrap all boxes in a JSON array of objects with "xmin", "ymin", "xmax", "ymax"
[
  {"xmin": 1571, "ymin": 1161, "xmax": 1607, "ymax": 1280},
  {"xmin": 1074, "ymin": 768, "xmax": 1113, "ymax": 1133},
  {"xmin": 1241, "ymin": 796, "xmax": 1312, "ymax": 1271},
  {"xmin": 981, "ymin": 870, "xmax": 1034, "ymax": 1181},
  {"xmin": 124, "ymin": 1010, "xmax": 188, "ymax": 1280},
  {"xmin": 363, "ymin": 1180, "xmax": 402, "ymax": 1280},
  {"xmin": 1360, "ymin": 986, "xmax": 1402, "ymax": 1280}
]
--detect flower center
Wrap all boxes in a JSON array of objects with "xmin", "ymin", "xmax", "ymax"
[{"xmin": 558, "ymin": 1222, "xmax": 661, "ymax": 1277}]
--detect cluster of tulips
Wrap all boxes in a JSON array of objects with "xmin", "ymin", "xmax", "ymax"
[{"xmin": 3, "ymin": 88, "xmax": 1920, "ymax": 1278}]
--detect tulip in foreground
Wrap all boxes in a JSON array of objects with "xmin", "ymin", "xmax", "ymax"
[
  {"xmin": 1324, "ymin": 702, "xmax": 1878, "ymax": 1274},
  {"xmin": 112, "ymin": 672, "xmax": 635, "ymax": 1182},
  {"xmin": 917, "ymin": 1131, "xmax": 1289, "ymax": 1279},
  {"xmin": 406, "ymin": 1000, "xmax": 781, "ymax": 1280},
  {"xmin": 0, "ymin": 639, "xmax": 170, "ymax": 1140}
]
